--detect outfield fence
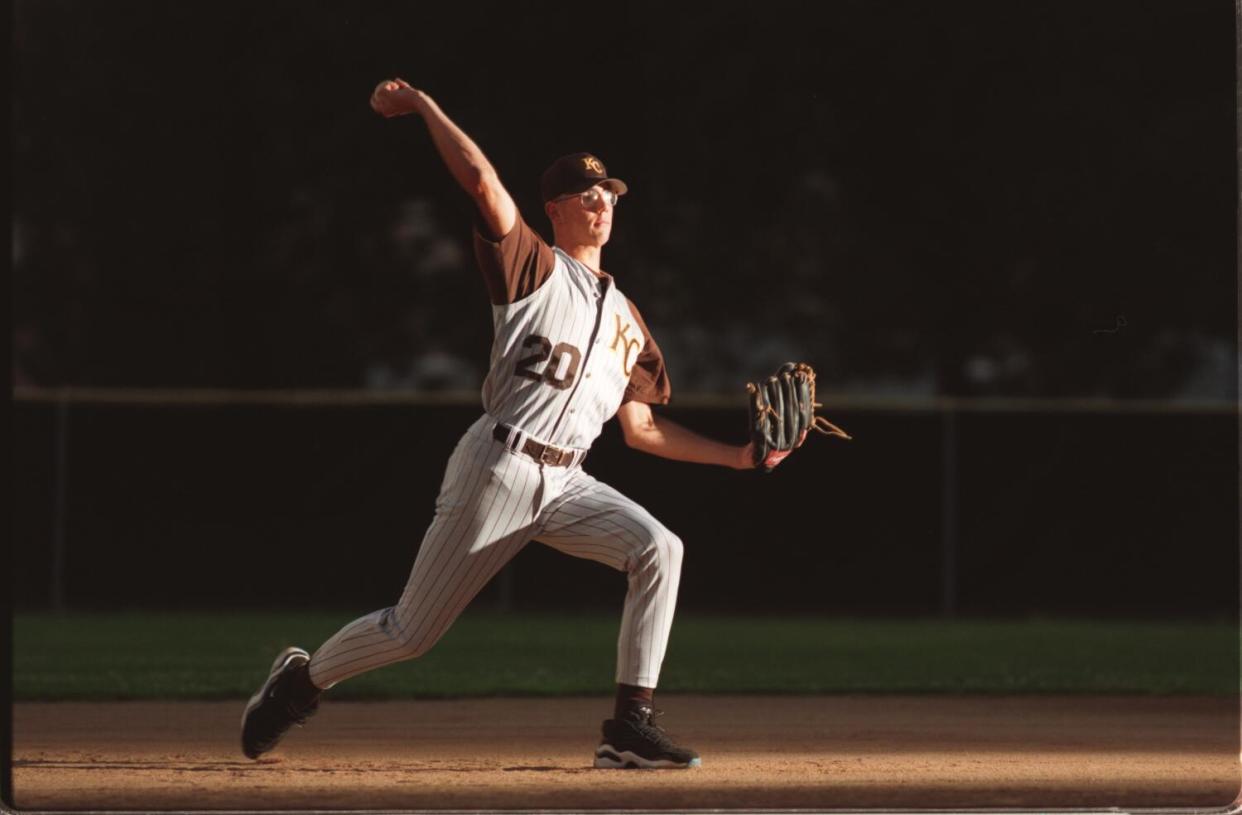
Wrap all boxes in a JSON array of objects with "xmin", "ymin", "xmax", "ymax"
[{"xmin": 12, "ymin": 386, "xmax": 1239, "ymax": 617}]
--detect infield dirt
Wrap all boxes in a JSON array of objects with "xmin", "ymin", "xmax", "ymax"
[{"xmin": 12, "ymin": 695, "xmax": 1240, "ymax": 810}]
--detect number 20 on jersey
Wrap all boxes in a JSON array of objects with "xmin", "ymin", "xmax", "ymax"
[{"xmin": 514, "ymin": 334, "xmax": 582, "ymax": 390}]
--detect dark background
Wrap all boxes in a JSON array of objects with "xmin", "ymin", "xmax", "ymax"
[
  {"xmin": 12, "ymin": 0, "xmax": 1238, "ymax": 616},
  {"xmin": 13, "ymin": 0, "xmax": 1236, "ymax": 397},
  {"xmin": 12, "ymin": 402, "xmax": 1238, "ymax": 616}
]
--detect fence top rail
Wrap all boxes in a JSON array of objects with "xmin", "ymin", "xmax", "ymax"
[{"xmin": 11, "ymin": 386, "xmax": 1239, "ymax": 414}]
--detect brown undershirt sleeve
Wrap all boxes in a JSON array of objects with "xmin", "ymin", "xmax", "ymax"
[
  {"xmin": 621, "ymin": 298, "xmax": 672, "ymax": 405},
  {"xmin": 472, "ymin": 216, "xmax": 557, "ymax": 305}
]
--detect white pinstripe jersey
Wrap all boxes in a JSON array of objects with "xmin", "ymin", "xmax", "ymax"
[{"xmin": 481, "ymin": 246, "xmax": 656, "ymax": 451}]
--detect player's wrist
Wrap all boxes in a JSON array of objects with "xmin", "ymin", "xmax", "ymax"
[
  {"xmin": 410, "ymin": 90, "xmax": 436, "ymax": 118},
  {"xmin": 735, "ymin": 443, "xmax": 755, "ymax": 470}
]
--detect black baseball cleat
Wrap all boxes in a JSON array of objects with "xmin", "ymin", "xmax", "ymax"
[
  {"xmin": 593, "ymin": 706, "xmax": 701, "ymax": 769},
  {"xmin": 240, "ymin": 646, "xmax": 320, "ymax": 759}
]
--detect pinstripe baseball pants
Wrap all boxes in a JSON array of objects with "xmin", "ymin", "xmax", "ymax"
[{"xmin": 307, "ymin": 414, "xmax": 684, "ymax": 690}]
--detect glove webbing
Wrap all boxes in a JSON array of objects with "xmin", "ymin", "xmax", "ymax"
[{"xmin": 796, "ymin": 363, "xmax": 852, "ymax": 441}]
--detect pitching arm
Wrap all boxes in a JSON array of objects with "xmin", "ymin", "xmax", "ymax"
[{"xmin": 370, "ymin": 79, "xmax": 517, "ymax": 239}]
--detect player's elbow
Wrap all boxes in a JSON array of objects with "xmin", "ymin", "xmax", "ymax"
[
  {"xmin": 617, "ymin": 400, "xmax": 659, "ymax": 452},
  {"xmin": 467, "ymin": 169, "xmax": 490, "ymax": 201},
  {"xmin": 622, "ymin": 430, "xmax": 651, "ymax": 453},
  {"xmin": 470, "ymin": 166, "xmax": 503, "ymax": 203},
  {"xmin": 471, "ymin": 172, "xmax": 516, "ymax": 238},
  {"xmin": 621, "ymin": 422, "xmax": 660, "ymax": 453}
]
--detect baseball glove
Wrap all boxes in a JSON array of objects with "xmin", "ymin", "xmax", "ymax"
[{"xmin": 746, "ymin": 362, "xmax": 851, "ymax": 472}]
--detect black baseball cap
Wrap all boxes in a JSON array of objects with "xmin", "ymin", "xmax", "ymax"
[{"xmin": 540, "ymin": 153, "xmax": 629, "ymax": 202}]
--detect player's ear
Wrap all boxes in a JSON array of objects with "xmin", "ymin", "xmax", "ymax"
[{"xmin": 544, "ymin": 200, "xmax": 559, "ymax": 224}]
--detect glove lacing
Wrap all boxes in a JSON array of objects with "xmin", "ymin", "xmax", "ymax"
[{"xmin": 795, "ymin": 363, "xmax": 852, "ymax": 440}]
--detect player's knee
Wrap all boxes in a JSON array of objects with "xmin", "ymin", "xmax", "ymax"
[
  {"xmin": 623, "ymin": 522, "xmax": 684, "ymax": 581},
  {"xmin": 393, "ymin": 630, "xmax": 439, "ymax": 660},
  {"xmin": 661, "ymin": 531, "xmax": 684, "ymax": 572},
  {"xmin": 381, "ymin": 610, "xmax": 436, "ymax": 660},
  {"xmin": 641, "ymin": 528, "xmax": 683, "ymax": 578},
  {"xmin": 406, "ymin": 641, "xmax": 432, "ymax": 660}
]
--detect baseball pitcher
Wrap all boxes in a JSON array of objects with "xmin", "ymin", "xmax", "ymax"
[{"xmin": 241, "ymin": 78, "xmax": 844, "ymax": 769}]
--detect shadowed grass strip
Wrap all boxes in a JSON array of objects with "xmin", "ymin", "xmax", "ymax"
[{"xmin": 13, "ymin": 611, "xmax": 1237, "ymax": 699}]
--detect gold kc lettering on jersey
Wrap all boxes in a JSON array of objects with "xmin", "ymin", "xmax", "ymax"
[
  {"xmin": 610, "ymin": 313, "xmax": 641, "ymax": 377},
  {"xmin": 583, "ymin": 156, "xmax": 604, "ymax": 174}
]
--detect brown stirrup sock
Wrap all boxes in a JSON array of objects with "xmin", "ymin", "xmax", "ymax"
[{"xmin": 614, "ymin": 683, "xmax": 655, "ymax": 721}]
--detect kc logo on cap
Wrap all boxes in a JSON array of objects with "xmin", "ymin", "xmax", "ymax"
[{"xmin": 540, "ymin": 152, "xmax": 629, "ymax": 202}]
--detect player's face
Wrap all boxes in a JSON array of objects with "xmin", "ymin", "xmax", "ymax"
[{"xmin": 548, "ymin": 184, "xmax": 616, "ymax": 246}]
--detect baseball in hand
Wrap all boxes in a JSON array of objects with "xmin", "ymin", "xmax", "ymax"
[{"xmin": 370, "ymin": 78, "xmax": 421, "ymax": 118}]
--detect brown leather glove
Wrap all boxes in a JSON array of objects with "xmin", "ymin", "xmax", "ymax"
[{"xmin": 746, "ymin": 362, "xmax": 851, "ymax": 472}]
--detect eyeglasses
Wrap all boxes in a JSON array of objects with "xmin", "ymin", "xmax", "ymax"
[{"xmin": 553, "ymin": 187, "xmax": 619, "ymax": 209}]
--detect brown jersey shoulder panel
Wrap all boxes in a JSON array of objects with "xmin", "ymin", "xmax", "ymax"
[
  {"xmin": 472, "ymin": 216, "xmax": 557, "ymax": 305},
  {"xmin": 621, "ymin": 297, "xmax": 672, "ymax": 405}
]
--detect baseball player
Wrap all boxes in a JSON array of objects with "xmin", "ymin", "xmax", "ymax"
[{"xmin": 241, "ymin": 78, "xmax": 780, "ymax": 770}]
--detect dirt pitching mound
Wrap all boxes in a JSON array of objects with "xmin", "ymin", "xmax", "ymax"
[{"xmin": 13, "ymin": 694, "xmax": 1239, "ymax": 810}]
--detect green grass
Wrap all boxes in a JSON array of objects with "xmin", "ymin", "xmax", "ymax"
[{"xmin": 12, "ymin": 611, "xmax": 1237, "ymax": 700}]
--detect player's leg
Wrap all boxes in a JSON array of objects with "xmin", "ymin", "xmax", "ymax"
[
  {"xmin": 533, "ymin": 470, "xmax": 698, "ymax": 769},
  {"xmin": 308, "ymin": 429, "xmax": 540, "ymax": 689},
  {"xmin": 241, "ymin": 416, "xmax": 541, "ymax": 758}
]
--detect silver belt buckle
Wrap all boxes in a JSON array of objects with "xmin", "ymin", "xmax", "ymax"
[{"xmin": 540, "ymin": 446, "xmax": 561, "ymax": 466}]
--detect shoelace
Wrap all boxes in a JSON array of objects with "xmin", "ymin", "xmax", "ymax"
[{"xmin": 633, "ymin": 709, "xmax": 680, "ymax": 748}]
